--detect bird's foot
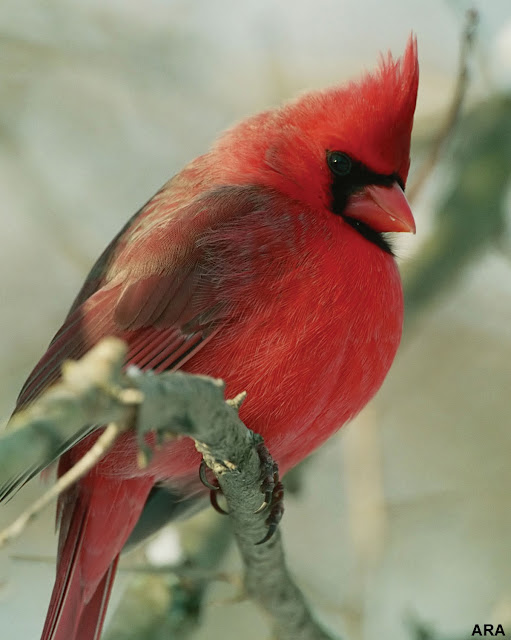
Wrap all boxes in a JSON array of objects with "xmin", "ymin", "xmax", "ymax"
[{"xmin": 198, "ymin": 441, "xmax": 284, "ymax": 544}]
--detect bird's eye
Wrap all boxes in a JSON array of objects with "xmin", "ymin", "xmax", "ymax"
[{"xmin": 328, "ymin": 152, "xmax": 352, "ymax": 177}]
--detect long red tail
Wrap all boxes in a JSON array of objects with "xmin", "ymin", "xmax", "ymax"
[{"xmin": 41, "ymin": 472, "xmax": 153, "ymax": 640}]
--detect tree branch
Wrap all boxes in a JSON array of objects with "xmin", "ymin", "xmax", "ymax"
[
  {"xmin": 0, "ymin": 338, "xmax": 140, "ymax": 490},
  {"xmin": 0, "ymin": 337, "xmax": 341, "ymax": 640},
  {"xmin": 0, "ymin": 422, "xmax": 123, "ymax": 548},
  {"xmin": 407, "ymin": 8, "xmax": 478, "ymax": 204}
]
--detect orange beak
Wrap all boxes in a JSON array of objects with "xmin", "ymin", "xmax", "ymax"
[{"xmin": 345, "ymin": 182, "xmax": 416, "ymax": 234}]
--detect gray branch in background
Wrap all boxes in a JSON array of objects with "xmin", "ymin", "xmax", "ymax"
[
  {"xmin": 0, "ymin": 338, "xmax": 341, "ymax": 640},
  {"xmin": 406, "ymin": 8, "xmax": 478, "ymax": 204}
]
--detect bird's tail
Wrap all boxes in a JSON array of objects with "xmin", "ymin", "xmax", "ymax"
[{"xmin": 41, "ymin": 473, "xmax": 152, "ymax": 640}]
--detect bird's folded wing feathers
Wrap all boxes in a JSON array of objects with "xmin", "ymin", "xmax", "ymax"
[{"xmin": 0, "ymin": 183, "xmax": 270, "ymax": 500}]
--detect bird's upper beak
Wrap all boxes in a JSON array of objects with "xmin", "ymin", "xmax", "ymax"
[{"xmin": 345, "ymin": 182, "xmax": 416, "ymax": 234}]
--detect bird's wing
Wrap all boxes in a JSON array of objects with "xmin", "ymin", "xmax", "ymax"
[{"xmin": 1, "ymin": 182, "xmax": 270, "ymax": 499}]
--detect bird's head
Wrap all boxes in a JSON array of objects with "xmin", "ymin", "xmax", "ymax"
[{"xmin": 215, "ymin": 36, "xmax": 418, "ymax": 254}]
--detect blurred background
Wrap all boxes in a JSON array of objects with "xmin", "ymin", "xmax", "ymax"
[{"xmin": 1, "ymin": 1, "xmax": 511, "ymax": 639}]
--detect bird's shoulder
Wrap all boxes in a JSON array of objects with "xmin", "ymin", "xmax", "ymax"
[{"xmin": 68, "ymin": 165, "xmax": 286, "ymax": 315}]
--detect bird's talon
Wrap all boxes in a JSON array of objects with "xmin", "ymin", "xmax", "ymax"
[
  {"xmin": 200, "ymin": 459, "xmax": 228, "ymax": 514},
  {"xmin": 255, "ymin": 521, "xmax": 278, "ymax": 545},
  {"xmin": 199, "ymin": 442, "xmax": 284, "ymax": 537},
  {"xmin": 253, "ymin": 442, "xmax": 285, "ymax": 542},
  {"xmin": 199, "ymin": 459, "xmax": 220, "ymax": 491},
  {"xmin": 210, "ymin": 488, "xmax": 229, "ymax": 515},
  {"xmin": 254, "ymin": 488, "xmax": 273, "ymax": 514},
  {"xmin": 256, "ymin": 484, "xmax": 285, "ymax": 544},
  {"xmin": 259, "ymin": 474, "xmax": 274, "ymax": 494}
]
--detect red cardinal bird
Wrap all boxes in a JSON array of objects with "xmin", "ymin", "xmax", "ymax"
[{"xmin": 4, "ymin": 38, "xmax": 418, "ymax": 639}]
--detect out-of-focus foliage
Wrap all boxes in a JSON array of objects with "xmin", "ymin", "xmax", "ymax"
[
  {"xmin": 104, "ymin": 513, "xmax": 231, "ymax": 640},
  {"xmin": 405, "ymin": 95, "xmax": 511, "ymax": 320}
]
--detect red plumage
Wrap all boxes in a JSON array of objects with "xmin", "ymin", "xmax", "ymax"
[{"xmin": 11, "ymin": 38, "xmax": 418, "ymax": 640}]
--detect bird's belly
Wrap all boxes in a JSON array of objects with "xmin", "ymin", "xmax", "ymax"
[{"xmin": 108, "ymin": 301, "xmax": 398, "ymax": 481}]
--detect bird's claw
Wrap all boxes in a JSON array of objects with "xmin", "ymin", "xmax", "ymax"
[
  {"xmin": 209, "ymin": 486, "xmax": 229, "ymax": 515},
  {"xmin": 254, "ymin": 441, "xmax": 279, "ymax": 514},
  {"xmin": 255, "ymin": 479, "xmax": 284, "ymax": 544},
  {"xmin": 199, "ymin": 458, "xmax": 220, "ymax": 491},
  {"xmin": 199, "ymin": 459, "xmax": 227, "ymax": 514},
  {"xmin": 198, "ymin": 441, "xmax": 285, "ymax": 543},
  {"xmin": 254, "ymin": 441, "xmax": 284, "ymax": 544}
]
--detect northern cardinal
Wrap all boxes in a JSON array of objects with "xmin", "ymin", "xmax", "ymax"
[{"xmin": 3, "ymin": 38, "xmax": 418, "ymax": 640}]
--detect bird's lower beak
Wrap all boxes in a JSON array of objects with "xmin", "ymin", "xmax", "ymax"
[{"xmin": 345, "ymin": 182, "xmax": 416, "ymax": 234}]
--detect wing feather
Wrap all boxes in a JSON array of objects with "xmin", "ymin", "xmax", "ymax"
[{"xmin": 2, "ymin": 183, "xmax": 270, "ymax": 500}]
